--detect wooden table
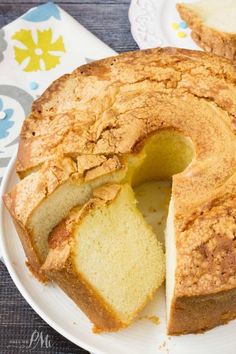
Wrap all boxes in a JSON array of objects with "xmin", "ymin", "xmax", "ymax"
[{"xmin": 0, "ymin": 1, "xmax": 138, "ymax": 353}]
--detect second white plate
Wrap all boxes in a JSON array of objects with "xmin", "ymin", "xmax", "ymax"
[{"xmin": 129, "ymin": 0, "xmax": 200, "ymax": 50}]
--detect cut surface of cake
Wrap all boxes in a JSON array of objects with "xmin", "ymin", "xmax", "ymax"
[
  {"xmin": 177, "ymin": 0, "xmax": 236, "ymax": 61},
  {"xmin": 3, "ymin": 47, "xmax": 236, "ymax": 334},
  {"xmin": 42, "ymin": 184, "xmax": 165, "ymax": 332}
]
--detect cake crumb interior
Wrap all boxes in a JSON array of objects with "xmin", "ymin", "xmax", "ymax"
[
  {"xmin": 74, "ymin": 130, "xmax": 194, "ymax": 323},
  {"xmin": 74, "ymin": 184, "xmax": 165, "ymax": 323}
]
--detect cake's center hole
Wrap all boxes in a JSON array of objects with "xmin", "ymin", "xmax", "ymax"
[{"xmin": 128, "ymin": 131, "xmax": 194, "ymax": 245}]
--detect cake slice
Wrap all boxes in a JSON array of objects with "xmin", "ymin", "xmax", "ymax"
[
  {"xmin": 177, "ymin": 0, "xmax": 236, "ymax": 61},
  {"xmin": 42, "ymin": 184, "xmax": 165, "ymax": 332},
  {"xmin": 3, "ymin": 155, "xmax": 126, "ymax": 281}
]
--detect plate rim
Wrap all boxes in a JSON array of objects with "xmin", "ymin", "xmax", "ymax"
[
  {"xmin": 0, "ymin": 153, "xmax": 100, "ymax": 354},
  {"xmin": 128, "ymin": 0, "xmax": 141, "ymax": 49},
  {"xmin": 128, "ymin": 0, "xmax": 200, "ymax": 50},
  {"xmin": 128, "ymin": 0, "xmax": 164, "ymax": 49}
]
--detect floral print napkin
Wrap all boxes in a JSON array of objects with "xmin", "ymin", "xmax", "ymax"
[{"xmin": 0, "ymin": 2, "xmax": 115, "ymax": 184}]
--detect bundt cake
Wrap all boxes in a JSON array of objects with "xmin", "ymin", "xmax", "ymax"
[
  {"xmin": 3, "ymin": 47, "xmax": 236, "ymax": 335},
  {"xmin": 42, "ymin": 183, "xmax": 165, "ymax": 332},
  {"xmin": 177, "ymin": 0, "xmax": 236, "ymax": 61}
]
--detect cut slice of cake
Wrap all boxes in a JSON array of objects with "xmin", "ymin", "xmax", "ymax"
[
  {"xmin": 177, "ymin": 0, "xmax": 236, "ymax": 61},
  {"xmin": 42, "ymin": 184, "xmax": 165, "ymax": 333},
  {"xmin": 3, "ymin": 156, "xmax": 126, "ymax": 281}
]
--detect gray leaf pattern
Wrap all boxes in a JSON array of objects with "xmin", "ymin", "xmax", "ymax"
[
  {"xmin": 0, "ymin": 29, "xmax": 7, "ymax": 62},
  {"xmin": 0, "ymin": 85, "xmax": 33, "ymax": 184}
]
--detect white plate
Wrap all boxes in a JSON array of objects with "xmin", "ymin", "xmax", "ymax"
[
  {"xmin": 129, "ymin": 0, "xmax": 200, "ymax": 50},
  {"xmin": 1, "ymin": 155, "xmax": 236, "ymax": 354}
]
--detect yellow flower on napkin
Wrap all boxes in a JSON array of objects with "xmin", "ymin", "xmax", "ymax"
[{"xmin": 12, "ymin": 28, "xmax": 66, "ymax": 72}]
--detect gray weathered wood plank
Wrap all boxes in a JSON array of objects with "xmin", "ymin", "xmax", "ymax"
[{"xmin": 0, "ymin": 2, "xmax": 138, "ymax": 52}]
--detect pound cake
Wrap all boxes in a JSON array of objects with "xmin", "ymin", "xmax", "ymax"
[
  {"xmin": 177, "ymin": 0, "xmax": 236, "ymax": 61},
  {"xmin": 42, "ymin": 183, "xmax": 165, "ymax": 332},
  {"xmin": 3, "ymin": 47, "xmax": 236, "ymax": 334}
]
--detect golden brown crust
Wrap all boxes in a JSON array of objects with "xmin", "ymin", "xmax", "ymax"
[
  {"xmin": 43, "ymin": 262, "xmax": 126, "ymax": 333},
  {"xmin": 3, "ymin": 47, "xmax": 236, "ymax": 334},
  {"xmin": 42, "ymin": 245, "xmax": 125, "ymax": 333},
  {"xmin": 16, "ymin": 47, "xmax": 236, "ymax": 176},
  {"xmin": 4, "ymin": 157, "xmax": 77, "ymax": 227},
  {"xmin": 3, "ymin": 157, "xmax": 78, "ymax": 279},
  {"xmin": 48, "ymin": 220, "xmax": 71, "ymax": 250},
  {"xmin": 3, "ymin": 188, "xmax": 46, "ymax": 281},
  {"xmin": 175, "ymin": 180, "xmax": 236, "ymax": 297},
  {"xmin": 168, "ymin": 287, "xmax": 236, "ymax": 335},
  {"xmin": 167, "ymin": 171, "xmax": 236, "ymax": 334},
  {"xmin": 177, "ymin": 3, "xmax": 236, "ymax": 61},
  {"xmin": 13, "ymin": 215, "xmax": 47, "ymax": 282}
]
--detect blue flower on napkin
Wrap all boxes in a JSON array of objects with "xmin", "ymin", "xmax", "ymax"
[
  {"xmin": 0, "ymin": 29, "xmax": 7, "ymax": 63},
  {"xmin": 22, "ymin": 2, "xmax": 61, "ymax": 22},
  {"xmin": 0, "ymin": 99, "xmax": 14, "ymax": 139}
]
